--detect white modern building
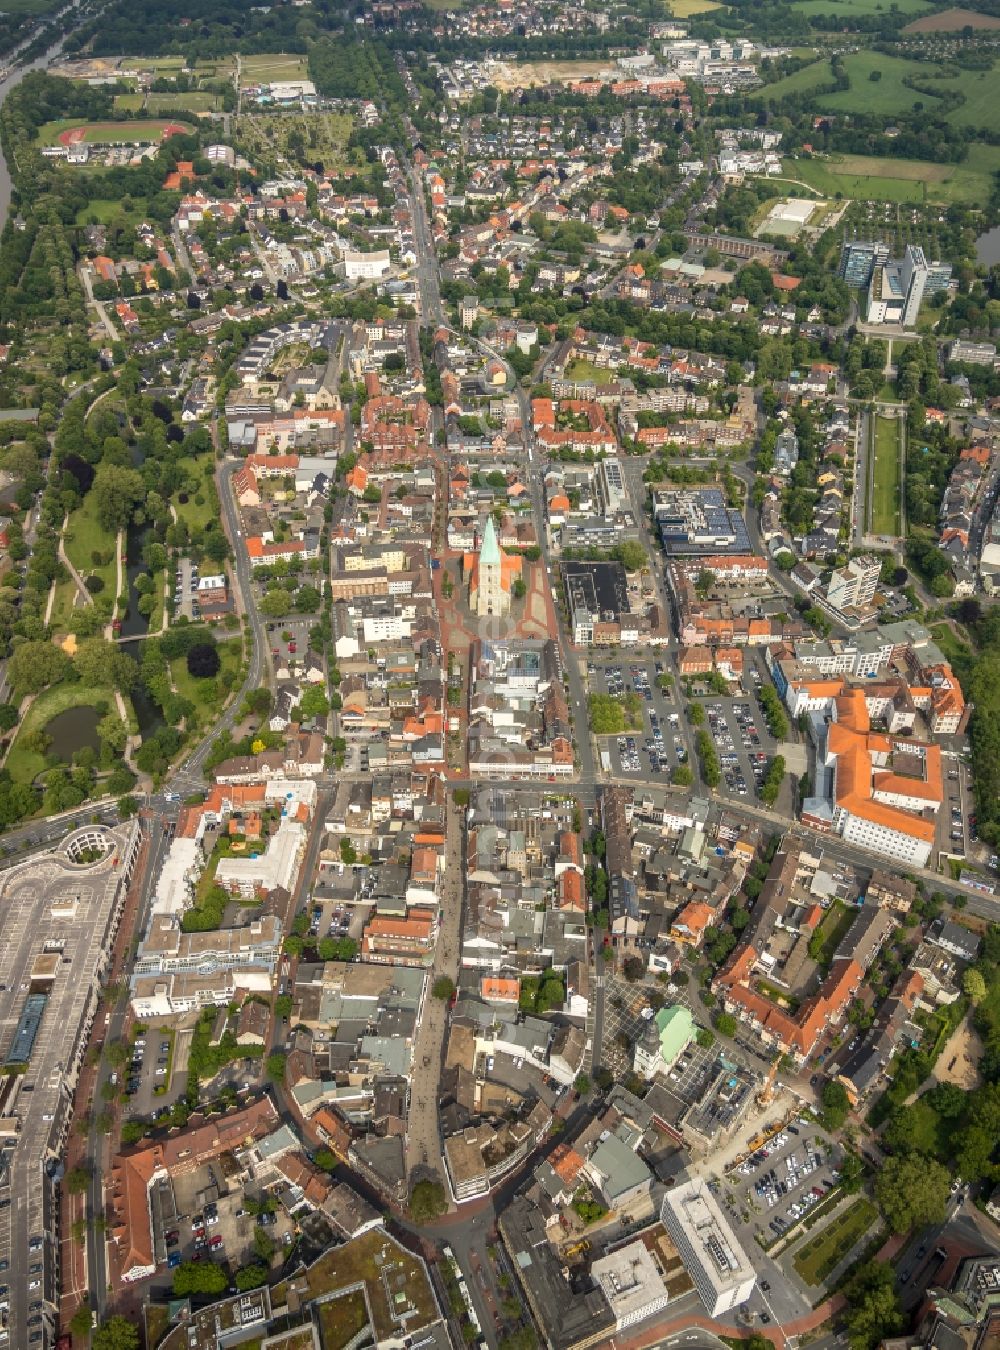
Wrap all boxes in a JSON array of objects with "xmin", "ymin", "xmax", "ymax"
[
  {"xmin": 661, "ymin": 1177, "xmax": 756, "ymax": 1315},
  {"xmin": 343, "ymin": 249, "xmax": 392, "ymax": 281},
  {"xmin": 592, "ymin": 1242, "xmax": 672, "ymax": 1330}
]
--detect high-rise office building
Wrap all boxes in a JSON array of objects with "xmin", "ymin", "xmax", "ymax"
[{"xmin": 838, "ymin": 239, "xmax": 889, "ymax": 288}]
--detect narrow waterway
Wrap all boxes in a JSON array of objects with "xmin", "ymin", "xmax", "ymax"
[{"xmin": 0, "ymin": 3, "xmax": 86, "ymax": 232}]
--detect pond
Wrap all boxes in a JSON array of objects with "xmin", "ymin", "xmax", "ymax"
[
  {"xmin": 976, "ymin": 226, "xmax": 1000, "ymax": 267},
  {"xmin": 45, "ymin": 705, "xmax": 102, "ymax": 761}
]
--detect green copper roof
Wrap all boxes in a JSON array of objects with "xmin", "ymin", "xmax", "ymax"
[{"xmin": 480, "ymin": 515, "xmax": 501, "ymax": 566}]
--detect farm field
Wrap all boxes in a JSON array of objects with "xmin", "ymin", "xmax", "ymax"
[
  {"xmin": 781, "ymin": 146, "xmax": 1000, "ymax": 203},
  {"xmin": 904, "ymin": 4, "xmax": 1000, "ymax": 27},
  {"xmin": 872, "ymin": 415, "xmax": 903, "ymax": 537},
  {"xmin": 791, "ymin": 0, "xmax": 929, "ymax": 13},
  {"xmin": 793, "ymin": 1200, "xmax": 879, "ymax": 1286},
  {"xmin": 666, "ymin": 0, "xmax": 722, "ymax": 14},
  {"xmin": 239, "ymin": 53, "xmax": 310, "ymax": 86},
  {"xmin": 818, "ymin": 51, "xmax": 944, "ymax": 115}
]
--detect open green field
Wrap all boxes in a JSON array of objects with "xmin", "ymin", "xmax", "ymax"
[
  {"xmin": 780, "ymin": 145, "xmax": 1000, "ymax": 203},
  {"xmin": 64, "ymin": 493, "xmax": 119, "ymax": 598},
  {"xmin": 75, "ymin": 197, "xmax": 149, "ymax": 227},
  {"xmin": 564, "ymin": 357, "xmax": 618, "ymax": 387},
  {"xmin": 793, "ymin": 1200, "xmax": 878, "ymax": 1286},
  {"xmin": 791, "ymin": 0, "xmax": 929, "ymax": 14},
  {"xmin": 757, "ymin": 59, "xmax": 833, "ymax": 101},
  {"xmin": 6, "ymin": 683, "xmax": 117, "ymax": 786},
  {"xmin": 147, "ymin": 91, "xmax": 222, "ymax": 114},
  {"xmin": 173, "ymin": 455, "xmax": 220, "ymax": 535},
  {"xmin": 169, "ymin": 636, "xmax": 242, "ymax": 713},
  {"xmin": 872, "ymin": 415, "xmax": 902, "ymax": 536},
  {"xmin": 239, "ymin": 53, "xmax": 310, "ymax": 87},
  {"xmin": 113, "ymin": 93, "xmax": 144, "ymax": 114},
  {"xmin": 820, "ymin": 51, "xmax": 943, "ymax": 115}
]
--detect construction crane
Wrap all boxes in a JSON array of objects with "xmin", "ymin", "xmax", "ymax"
[{"xmin": 756, "ymin": 1063, "xmax": 778, "ymax": 1108}]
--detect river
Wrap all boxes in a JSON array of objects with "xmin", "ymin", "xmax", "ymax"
[{"xmin": 0, "ymin": 2, "xmax": 87, "ymax": 233}]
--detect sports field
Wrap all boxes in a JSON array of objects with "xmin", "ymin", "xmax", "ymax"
[
  {"xmin": 872, "ymin": 415, "xmax": 902, "ymax": 537},
  {"xmin": 781, "ymin": 146, "xmax": 1000, "ymax": 203},
  {"xmin": 147, "ymin": 91, "xmax": 222, "ymax": 114},
  {"xmin": 38, "ymin": 118, "xmax": 192, "ymax": 147},
  {"xmin": 239, "ymin": 53, "xmax": 311, "ymax": 86}
]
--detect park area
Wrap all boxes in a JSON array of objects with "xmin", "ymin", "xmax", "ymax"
[
  {"xmin": 872, "ymin": 416, "xmax": 903, "ymax": 537},
  {"xmin": 235, "ymin": 111, "xmax": 354, "ymax": 172},
  {"xmin": 792, "ymin": 1199, "xmax": 879, "ymax": 1286}
]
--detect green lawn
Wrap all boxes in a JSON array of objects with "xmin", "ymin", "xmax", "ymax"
[
  {"xmin": 75, "ymin": 197, "xmax": 149, "ymax": 228},
  {"xmin": 169, "ymin": 637, "xmax": 243, "ymax": 717},
  {"xmin": 564, "ymin": 357, "xmax": 618, "ymax": 387},
  {"xmin": 937, "ymin": 62, "xmax": 1000, "ymax": 131},
  {"xmin": 64, "ymin": 493, "xmax": 119, "ymax": 599},
  {"xmin": 793, "ymin": 1200, "xmax": 878, "ymax": 1285},
  {"xmin": 5, "ymin": 683, "xmax": 118, "ymax": 786},
  {"xmin": 819, "ymin": 52, "xmax": 944, "ymax": 116},
  {"xmin": 756, "ymin": 59, "xmax": 833, "ymax": 102},
  {"xmin": 147, "ymin": 91, "xmax": 222, "ymax": 114},
  {"xmin": 780, "ymin": 148, "xmax": 1000, "ymax": 203},
  {"xmin": 809, "ymin": 899, "xmax": 856, "ymax": 967},
  {"xmin": 113, "ymin": 93, "xmax": 145, "ymax": 114},
  {"xmin": 240, "ymin": 53, "xmax": 311, "ymax": 86},
  {"xmin": 872, "ymin": 416, "xmax": 902, "ymax": 536},
  {"xmin": 173, "ymin": 457, "xmax": 220, "ymax": 535}
]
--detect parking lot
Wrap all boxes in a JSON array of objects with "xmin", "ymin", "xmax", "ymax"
[
  {"xmin": 589, "ymin": 659, "xmax": 691, "ymax": 781},
  {"xmin": 150, "ymin": 1165, "xmax": 296, "ymax": 1284},
  {"xmin": 123, "ymin": 1024, "xmax": 189, "ymax": 1120},
  {"xmin": 174, "ymin": 556, "xmax": 200, "ymax": 621},
  {"xmin": 703, "ymin": 697, "xmax": 774, "ymax": 799},
  {"xmin": 721, "ymin": 1121, "xmax": 842, "ymax": 1256}
]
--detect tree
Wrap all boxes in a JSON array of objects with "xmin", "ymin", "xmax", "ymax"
[
  {"xmin": 963, "ymin": 968, "xmax": 987, "ymax": 1006},
  {"xmin": 8, "ymin": 639, "xmax": 71, "ymax": 696},
  {"xmin": 235, "ymin": 1263, "xmax": 268, "ymax": 1291},
  {"xmin": 574, "ymin": 1073, "xmax": 591, "ymax": 1095},
  {"xmin": 91, "ymin": 462, "xmax": 146, "ymax": 532},
  {"xmin": 409, "ymin": 1178, "xmax": 447, "ymax": 1222},
  {"xmin": 266, "ymin": 1051, "xmax": 287, "ymax": 1083},
  {"xmin": 75, "ymin": 637, "xmax": 136, "ymax": 690},
  {"xmin": 687, "ymin": 702, "xmax": 704, "ymax": 726},
  {"xmin": 821, "ymin": 1080, "xmax": 850, "ymax": 1131},
  {"xmin": 614, "ymin": 540, "xmax": 647, "ymax": 572},
  {"xmin": 93, "ymin": 1315, "xmax": 141, "ymax": 1350},
  {"xmin": 839, "ymin": 1149, "xmax": 864, "ymax": 1194},
  {"xmin": 187, "ymin": 643, "xmax": 220, "ymax": 678},
  {"xmin": 173, "ymin": 1260, "xmax": 228, "ymax": 1297},
  {"xmin": 298, "ymin": 685, "xmax": 329, "ymax": 719},
  {"xmin": 715, "ymin": 1012, "xmax": 738, "ymax": 1037},
  {"xmin": 65, "ymin": 1164, "xmax": 91, "ymax": 1194},
  {"xmin": 70, "ymin": 1303, "xmax": 95, "ymax": 1338},
  {"xmin": 432, "ymin": 976, "xmax": 455, "ymax": 1001},
  {"xmin": 314, "ymin": 1148, "xmax": 337, "ymax": 1172},
  {"xmin": 696, "ymin": 1027, "xmax": 715, "ymax": 1048},
  {"xmin": 875, "ymin": 1154, "xmax": 950, "ymax": 1234},
  {"xmin": 622, "ymin": 955, "xmax": 646, "ymax": 982},
  {"xmin": 0, "ymin": 703, "xmax": 18, "ymax": 731},
  {"xmin": 844, "ymin": 1261, "xmax": 902, "ymax": 1350}
]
